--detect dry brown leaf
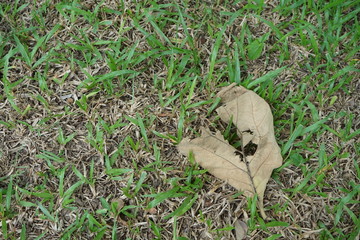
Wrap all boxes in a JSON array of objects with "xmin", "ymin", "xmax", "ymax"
[
  {"xmin": 178, "ymin": 84, "xmax": 282, "ymax": 218},
  {"xmin": 234, "ymin": 219, "xmax": 248, "ymax": 240}
]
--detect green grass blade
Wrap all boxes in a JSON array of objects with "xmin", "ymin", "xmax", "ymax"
[
  {"xmin": 164, "ymin": 194, "xmax": 198, "ymax": 220},
  {"xmin": 247, "ymin": 66, "xmax": 287, "ymax": 88},
  {"xmin": 37, "ymin": 202, "xmax": 56, "ymax": 222}
]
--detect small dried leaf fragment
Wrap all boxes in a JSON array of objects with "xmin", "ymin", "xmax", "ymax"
[
  {"xmin": 178, "ymin": 84, "xmax": 282, "ymax": 218},
  {"xmin": 234, "ymin": 220, "xmax": 248, "ymax": 240}
]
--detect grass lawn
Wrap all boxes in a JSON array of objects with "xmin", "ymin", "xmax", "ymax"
[{"xmin": 0, "ymin": 0, "xmax": 359, "ymax": 239}]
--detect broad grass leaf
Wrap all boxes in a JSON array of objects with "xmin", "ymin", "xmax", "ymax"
[
  {"xmin": 247, "ymin": 39, "xmax": 264, "ymax": 60},
  {"xmin": 178, "ymin": 84, "xmax": 282, "ymax": 218}
]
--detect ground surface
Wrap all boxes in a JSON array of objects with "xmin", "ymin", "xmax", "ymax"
[{"xmin": 0, "ymin": 0, "xmax": 359, "ymax": 239}]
